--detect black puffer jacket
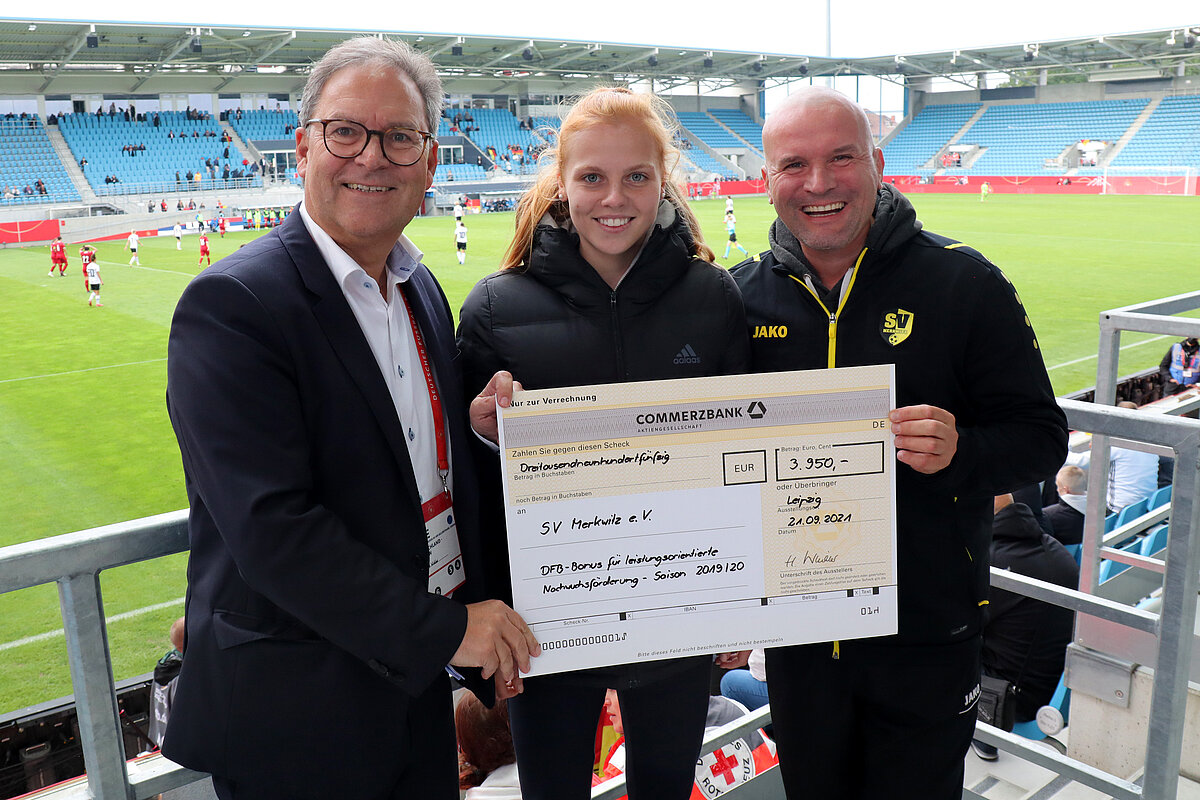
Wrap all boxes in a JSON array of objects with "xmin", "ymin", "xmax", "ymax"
[
  {"xmin": 731, "ymin": 185, "xmax": 1068, "ymax": 646},
  {"xmin": 458, "ymin": 201, "xmax": 749, "ymax": 396}
]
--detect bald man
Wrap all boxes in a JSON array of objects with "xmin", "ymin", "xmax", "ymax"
[{"xmin": 730, "ymin": 89, "xmax": 1067, "ymax": 799}]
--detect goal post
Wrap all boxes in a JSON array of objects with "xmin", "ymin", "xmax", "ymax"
[{"xmin": 1099, "ymin": 166, "xmax": 1195, "ymax": 196}]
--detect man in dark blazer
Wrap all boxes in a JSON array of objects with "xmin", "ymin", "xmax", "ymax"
[{"xmin": 163, "ymin": 37, "xmax": 536, "ymax": 800}]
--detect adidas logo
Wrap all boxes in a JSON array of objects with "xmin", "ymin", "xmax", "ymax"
[{"xmin": 673, "ymin": 344, "xmax": 701, "ymax": 365}]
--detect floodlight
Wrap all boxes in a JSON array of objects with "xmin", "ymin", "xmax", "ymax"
[
  {"xmin": 522, "ymin": 48, "xmax": 533, "ymax": 61},
  {"xmin": 799, "ymin": 64, "xmax": 808, "ymax": 76},
  {"xmin": 703, "ymin": 57, "xmax": 713, "ymax": 68},
  {"xmin": 191, "ymin": 37, "xmax": 202, "ymax": 53},
  {"xmin": 752, "ymin": 61, "xmax": 762, "ymax": 72},
  {"xmin": 86, "ymin": 34, "xmax": 99, "ymax": 48},
  {"xmin": 1186, "ymin": 33, "xmax": 1196, "ymax": 49},
  {"xmin": 451, "ymin": 45, "xmax": 463, "ymax": 56},
  {"xmin": 647, "ymin": 55, "xmax": 658, "ymax": 67}
]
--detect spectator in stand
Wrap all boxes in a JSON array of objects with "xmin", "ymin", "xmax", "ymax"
[
  {"xmin": 22, "ymin": 184, "xmax": 33, "ymax": 195},
  {"xmin": 972, "ymin": 494, "xmax": 1078, "ymax": 761},
  {"xmin": 1043, "ymin": 465, "xmax": 1088, "ymax": 546},
  {"xmin": 147, "ymin": 617, "xmax": 187, "ymax": 749},
  {"xmin": 716, "ymin": 649, "xmax": 769, "ymax": 711},
  {"xmin": 1065, "ymin": 401, "xmax": 1158, "ymax": 512},
  {"xmin": 1158, "ymin": 337, "xmax": 1199, "ymax": 395},
  {"xmin": 456, "ymin": 694, "xmax": 520, "ymax": 800}
]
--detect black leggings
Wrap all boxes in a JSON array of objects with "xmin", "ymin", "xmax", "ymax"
[{"xmin": 507, "ymin": 656, "xmax": 711, "ymax": 800}]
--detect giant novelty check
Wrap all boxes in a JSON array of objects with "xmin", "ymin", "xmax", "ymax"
[{"xmin": 497, "ymin": 365, "xmax": 898, "ymax": 677}]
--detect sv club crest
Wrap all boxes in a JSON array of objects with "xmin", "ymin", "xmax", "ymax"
[{"xmin": 880, "ymin": 308, "xmax": 914, "ymax": 346}]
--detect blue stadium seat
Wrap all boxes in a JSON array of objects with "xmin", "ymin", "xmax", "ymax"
[
  {"xmin": 1140, "ymin": 524, "xmax": 1168, "ymax": 557},
  {"xmin": 1148, "ymin": 485, "xmax": 1171, "ymax": 510},
  {"xmin": 1114, "ymin": 497, "xmax": 1150, "ymax": 530}
]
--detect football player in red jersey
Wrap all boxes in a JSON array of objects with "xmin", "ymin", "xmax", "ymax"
[
  {"xmin": 48, "ymin": 236, "xmax": 68, "ymax": 276},
  {"xmin": 198, "ymin": 232, "xmax": 211, "ymax": 266}
]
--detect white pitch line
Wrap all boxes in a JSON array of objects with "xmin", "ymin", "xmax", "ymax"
[
  {"xmin": 1046, "ymin": 334, "xmax": 1168, "ymax": 371},
  {"xmin": 129, "ymin": 263, "xmax": 198, "ymax": 277},
  {"xmin": 0, "ymin": 358, "xmax": 167, "ymax": 384},
  {"xmin": 0, "ymin": 597, "xmax": 184, "ymax": 652},
  {"xmin": 90, "ymin": 259, "xmax": 195, "ymax": 277}
]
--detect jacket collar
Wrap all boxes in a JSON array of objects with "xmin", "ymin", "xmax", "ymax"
[
  {"xmin": 768, "ymin": 183, "xmax": 923, "ymax": 285},
  {"xmin": 525, "ymin": 199, "xmax": 696, "ymax": 310}
]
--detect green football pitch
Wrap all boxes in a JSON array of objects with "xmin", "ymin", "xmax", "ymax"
[{"xmin": 1, "ymin": 192, "xmax": 1198, "ymax": 713}]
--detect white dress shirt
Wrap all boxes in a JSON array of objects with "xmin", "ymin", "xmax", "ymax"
[{"xmin": 298, "ymin": 202, "xmax": 450, "ymax": 505}]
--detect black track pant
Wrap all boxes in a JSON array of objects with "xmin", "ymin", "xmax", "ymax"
[{"xmin": 765, "ymin": 636, "xmax": 981, "ymax": 800}]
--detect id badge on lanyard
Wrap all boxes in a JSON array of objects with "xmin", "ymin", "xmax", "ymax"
[
  {"xmin": 425, "ymin": 489, "xmax": 464, "ymax": 597},
  {"xmin": 402, "ymin": 290, "xmax": 466, "ymax": 597}
]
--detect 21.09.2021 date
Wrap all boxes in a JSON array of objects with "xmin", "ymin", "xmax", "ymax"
[{"xmin": 787, "ymin": 512, "xmax": 852, "ymax": 526}]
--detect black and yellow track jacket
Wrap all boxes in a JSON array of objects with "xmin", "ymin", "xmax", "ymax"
[{"xmin": 730, "ymin": 186, "xmax": 1067, "ymax": 646}]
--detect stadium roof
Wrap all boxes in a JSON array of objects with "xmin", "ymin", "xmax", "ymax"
[{"xmin": 0, "ymin": 19, "xmax": 1196, "ymax": 96}]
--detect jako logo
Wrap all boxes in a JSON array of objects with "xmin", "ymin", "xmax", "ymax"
[
  {"xmin": 752, "ymin": 325, "xmax": 788, "ymax": 339},
  {"xmin": 746, "ymin": 401, "xmax": 766, "ymax": 419},
  {"xmin": 673, "ymin": 344, "xmax": 700, "ymax": 364}
]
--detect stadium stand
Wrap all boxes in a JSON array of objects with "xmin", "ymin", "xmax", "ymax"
[
  {"xmin": 447, "ymin": 108, "xmax": 540, "ymax": 176},
  {"xmin": 680, "ymin": 147, "xmax": 739, "ymax": 179},
  {"xmin": 0, "ymin": 117, "xmax": 80, "ymax": 206},
  {"xmin": 57, "ymin": 111, "xmax": 262, "ymax": 196},
  {"xmin": 676, "ymin": 111, "xmax": 743, "ymax": 149},
  {"xmin": 531, "ymin": 116, "xmax": 560, "ymax": 138},
  {"xmin": 670, "ymin": 112, "xmax": 741, "ymax": 179},
  {"xmin": 707, "ymin": 108, "xmax": 764, "ymax": 152},
  {"xmin": 1109, "ymin": 94, "xmax": 1200, "ymax": 171},
  {"xmin": 881, "ymin": 102, "xmax": 981, "ymax": 174},
  {"xmin": 435, "ymin": 163, "xmax": 489, "ymax": 182},
  {"xmin": 226, "ymin": 108, "xmax": 300, "ymax": 143},
  {"xmin": 947, "ymin": 99, "xmax": 1149, "ymax": 175}
]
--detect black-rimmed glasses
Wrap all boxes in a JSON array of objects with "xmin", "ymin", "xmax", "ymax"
[{"xmin": 305, "ymin": 118, "xmax": 433, "ymax": 167}]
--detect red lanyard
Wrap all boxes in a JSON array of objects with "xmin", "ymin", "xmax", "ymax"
[{"xmin": 401, "ymin": 288, "xmax": 450, "ymax": 489}]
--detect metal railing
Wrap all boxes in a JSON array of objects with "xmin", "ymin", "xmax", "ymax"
[{"xmin": 0, "ymin": 512, "xmax": 205, "ymax": 800}]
